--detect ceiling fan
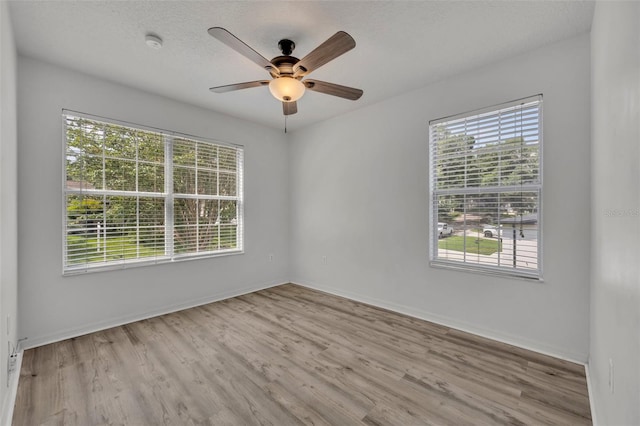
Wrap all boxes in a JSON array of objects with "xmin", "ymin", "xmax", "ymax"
[{"xmin": 208, "ymin": 27, "xmax": 363, "ymax": 116}]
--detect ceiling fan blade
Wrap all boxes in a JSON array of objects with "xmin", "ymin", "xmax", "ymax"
[
  {"xmin": 283, "ymin": 101, "xmax": 298, "ymax": 116},
  {"xmin": 293, "ymin": 31, "xmax": 356, "ymax": 77},
  {"xmin": 208, "ymin": 27, "xmax": 275, "ymax": 72},
  {"xmin": 303, "ymin": 80, "xmax": 363, "ymax": 100},
  {"xmin": 209, "ymin": 81, "xmax": 270, "ymax": 93}
]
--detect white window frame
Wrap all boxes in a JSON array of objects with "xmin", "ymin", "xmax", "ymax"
[
  {"xmin": 62, "ymin": 110, "xmax": 244, "ymax": 275},
  {"xmin": 428, "ymin": 95, "xmax": 543, "ymax": 280}
]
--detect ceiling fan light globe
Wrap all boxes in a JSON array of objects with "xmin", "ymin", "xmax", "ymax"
[{"xmin": 269, "ymin": 77, "xmax": 305, "ymax": 102}]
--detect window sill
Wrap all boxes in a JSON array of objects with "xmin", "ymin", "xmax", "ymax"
[
  {"xmin": 429, "ymin": 259, "xmax": 543, "ymax": 282},
  {"xmin": 63, "ymin": 249, "xmax": 243, "ymax": 276}
]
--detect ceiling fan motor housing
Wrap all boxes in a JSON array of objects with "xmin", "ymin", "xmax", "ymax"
[{"xmin": 270, "ymin": 56, "xmax": 300, "ymax": 77}]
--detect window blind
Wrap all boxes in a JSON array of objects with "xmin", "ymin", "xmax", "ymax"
[
  {"xmin": 63, "ymin": 112, "xmax": 243, "ymax": 274},
  {"xmin": 429, "ymin": 95, "xmax": 542, "ymax": 279}
]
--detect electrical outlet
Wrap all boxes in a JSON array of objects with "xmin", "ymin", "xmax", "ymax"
[
  {"xmin": 7, "ymin": 340, "xmax": 20, "ymax": 382},
  {"xmin": 7, "ymin": 342, "xmax": 15, "ymax": 381},
  {"xmin": 609, "ymin": 358, "xmax": 614, "ymax": 394},
  {"xmin": 268, "ymin": 254, "xmax": 274, "ymax": 262},
  {"xmin": 7, "ymin": 354, "xmax": 16, "ymax": 375}
]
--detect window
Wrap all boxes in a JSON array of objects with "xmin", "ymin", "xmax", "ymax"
[
  {"xmin": 429, "ymin": 95, "xmax": 542, "ymax": 279},
  {"xmin": 64, "ymin": 111, "xmax": 243, "ymax": 274}
]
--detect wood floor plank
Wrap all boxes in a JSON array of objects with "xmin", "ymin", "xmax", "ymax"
[
  {"xmin": 202, "ymin": 304, "xmax": 373, "ymax": 422},
  {"xmin": 13, "ymin": 284, "xmax": 591, "ymax": 425}
]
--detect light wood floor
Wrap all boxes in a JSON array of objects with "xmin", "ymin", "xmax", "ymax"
[{"xmin": 14, "ymin": 284, "xmax": 591, "ymax": 425}]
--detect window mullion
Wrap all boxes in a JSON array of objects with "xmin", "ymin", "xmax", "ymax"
[
  {"xmin": 101, "ymin": 125, "xmax": 107, "ymax": 262},
  {"xmin": 165, "ymin": 135, "xmax": 174, "ymax": 258},
  {"xmin": 136, "ymin": 196, "xmax": 140, "ymax": 259},
  {"xmin": 195, "ymin": 143, "xmax": 200, "ymax": 252},
  {"xmin": 136, "ymin": 137, "xmax": 140, "ymax": 259},
  {"xmin": 216, "ymin": 148, "xmax": 220, "ymax": 251},
  {"xmin": 102, "ymin": 193, "xmax": 107, "ymax": 262}
]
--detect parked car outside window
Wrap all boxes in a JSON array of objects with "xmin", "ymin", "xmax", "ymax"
[{"xmin": 437, "ymin": 222, "xmax": 454, "ymax": 238}]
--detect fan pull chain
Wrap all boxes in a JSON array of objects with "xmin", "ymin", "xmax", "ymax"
[{"xmin": 284, "ymin": 115, "xmax": 288, "ymax": 133}]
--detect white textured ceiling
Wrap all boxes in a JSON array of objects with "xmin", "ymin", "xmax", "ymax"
[{"xmin": 8, "ymin": 0, "xmax": 594, "ymax": 131}]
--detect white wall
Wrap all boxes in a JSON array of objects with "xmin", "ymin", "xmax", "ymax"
[
  {"xmin": 17, "ymin": 56, "xmax": 290, "ymax": 348},
  {"xmin": 0, "ymin": 0, "xmax": 19, "ymax": 421},
  {"xmin": 590, "ymin": 2, "xmax": 640, "ymax": 424},
  {"xmin": 290, "ymin": 34, "xmax": 591, "ymax": 361}
]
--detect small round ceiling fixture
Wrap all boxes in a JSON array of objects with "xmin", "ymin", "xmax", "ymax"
[{"xmin": 145, "ymin": 34, "xmax": 163, "ymax": 50}]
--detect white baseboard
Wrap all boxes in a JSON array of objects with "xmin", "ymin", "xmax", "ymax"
[
  {"xmin": 22, "ymin": 281, "xmax": 287, "ymax": 350},
  {"xmin": 2, "ymin": 350, "xmax": 22, "ymax": 426},
  {"xmin": 585, "ymin": 361, "xmax": 598, "ymax": 425},
  {"xmin": 292, "ymin": 280, "xmax": 588, "ymax": 365}
]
